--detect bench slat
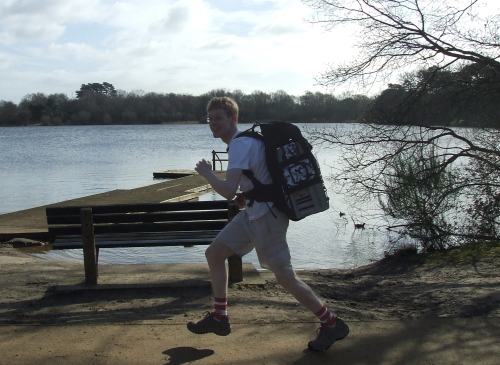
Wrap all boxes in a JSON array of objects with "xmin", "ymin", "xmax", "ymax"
[
  {"xmin": 53, "ymin": 238, "xmax": 215, "ymax": 249},
  {"xmin": 52, "ymin": 230, "xmax": 220, "ymax": 250},
  {"xmin": 53, "ymin": 230, "xmax": 220, "ymax": 242},
  {"xmin": 46, "ymin": 200, "xmax": 232, "ymax": 216},
  {"xmin": 47, "ymin": 210, "xmax": 229, "ymax": 225},
  {"xmin": 49, "ymin": 220, "xmax": 227, "ymax": 236},
  {"xmin": 52, "ymin": 230, "xmax": 220, "ymax": 249}
]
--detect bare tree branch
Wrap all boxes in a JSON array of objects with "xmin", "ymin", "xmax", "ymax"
[{"xmin": 303, "ymin": 0, "xmax": 500, "ymax": 90}]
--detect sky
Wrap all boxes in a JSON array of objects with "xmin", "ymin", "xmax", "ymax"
[{"xmin": 0, "ymin": 0, "xmax": 358, "ymax": 104}]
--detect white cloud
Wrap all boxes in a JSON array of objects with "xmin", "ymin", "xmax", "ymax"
[
  {"xmin": 0, "ymin": 0, "xmax": 357, "ymax": 103},
  {"xmin": 156, "ymin": 1, "xmax": 203, "ymax": 33},
  {"xmin": 0, "ymin": 0, "xmax": 102, "ymax": 43},
  {"xmin": 252, "ymin": 22, "xmax": 304, "ymax": 36},
  {"xmin": 0, "ymin": 51, "xmax": 17, "ymax": 70},
  {"xmin": 46, "ymin": 42, "xmax": 99, "ymax": 60},
  {"xmin": 14, "ymin": 23, "xmax": 66, "ymax": 42}
]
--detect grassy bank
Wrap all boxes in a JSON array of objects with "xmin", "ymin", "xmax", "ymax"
[{"xmin": 388, "ymin": 241, "xmax": 500, "ymax": 267}]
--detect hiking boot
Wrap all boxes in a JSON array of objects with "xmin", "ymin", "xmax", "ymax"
[
  {"xmin": 308, "ymin": 318, "xmax": 349, "ymax": 351},
  {"xmin": 187, "ymin": 311, "xmax": 231, "ymax": 336}
]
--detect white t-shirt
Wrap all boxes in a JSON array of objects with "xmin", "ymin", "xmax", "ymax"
[{"xmin": 227, "ymin": 130, "xmax": 274, "ymax": 220}]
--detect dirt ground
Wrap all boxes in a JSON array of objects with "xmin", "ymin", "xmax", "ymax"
[{"xmin": 0, "ymin": 244, "xmax": 499, "ymax": 326}]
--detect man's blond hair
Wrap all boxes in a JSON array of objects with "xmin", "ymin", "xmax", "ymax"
[{"xmin": 207, "ymin": 97, "xmax": 239, "ymax": 120}]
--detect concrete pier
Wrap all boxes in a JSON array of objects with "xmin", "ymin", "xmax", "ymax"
[
  {"xmin": 0, "ymin": 171, "xmax": 225, "ymax": 242},
  {"xmin": 152, "ymin": 169, "xmax": 196, "ymax": 178}
]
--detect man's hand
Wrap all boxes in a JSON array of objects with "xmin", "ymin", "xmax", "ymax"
[
  {"xmin": 194, "ymin": 163, "xmax": 242, "ymax": 201},
  {"xmin": 195, "ymin": 159, "xmax": 212, "ymax": 178},
  {"xmin": 234, "ymin": 192, "xmax": 246, "ymax": 208}
]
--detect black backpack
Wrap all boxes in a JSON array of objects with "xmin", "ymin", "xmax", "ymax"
[{"xmin": 235, "ymin": 121, "xmax": 329, "ymax": 221}]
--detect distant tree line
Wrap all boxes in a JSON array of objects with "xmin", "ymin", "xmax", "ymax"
[
  {"xmin": 365, "ymin": 64, "xmax": 500, "ymax": 128},
  {"xmin": 1, "ymin": 70, "xmax": 498, "ymax": 127},
  {"xmin": 0, "ymin": 83, "xmax": 369, "ymax": 126}
]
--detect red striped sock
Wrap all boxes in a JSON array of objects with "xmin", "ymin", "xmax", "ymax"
[
  {"xmin": 315, "ymin": 305, "xmax": 337, "ymax": 327},
  {"xmin": 213, "ymin": 297, "xmax": 228, "ymax": 321}
]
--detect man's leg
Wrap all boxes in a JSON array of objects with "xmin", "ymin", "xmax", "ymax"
[
  {"xmin": 274, "ymin": 270, "xmax": 323, "ymax": 313},
  {"xmin": 274, "ymin": 270, "xmax": 349, "ymax": 351},
  {"xmin": 187, "ymin": 239, "xmax": 236, "ymax": 336},
  {"xmin": 205, "ymin": 239, "xmax": 235, "ymax": 299}
]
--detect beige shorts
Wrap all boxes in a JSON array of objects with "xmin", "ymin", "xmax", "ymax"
[{"xmin": 216, "ymin": 206, "xmax": 293, "ymax": 275}]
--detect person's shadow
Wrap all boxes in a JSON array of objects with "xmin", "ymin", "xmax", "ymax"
[{"xmin": 163, "ymin": 347, "xmax": 215, "ymax": 364}]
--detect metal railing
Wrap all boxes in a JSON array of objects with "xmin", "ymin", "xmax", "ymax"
[{"xmin": 212, "ymin": 150, "xmax": 228, "ymax": 171}]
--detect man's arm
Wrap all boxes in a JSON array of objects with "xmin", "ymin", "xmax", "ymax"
[{"xmin": 195, "ymin": 159, "xmax": 242, "ymax": 200}]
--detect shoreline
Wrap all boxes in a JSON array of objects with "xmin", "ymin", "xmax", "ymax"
[{"xmin": 1, "ymin": 242, "xmax": 499, "ymax": 323}]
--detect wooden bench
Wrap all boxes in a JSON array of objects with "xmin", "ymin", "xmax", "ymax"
[{"xmin": 46, "ymin": 200, "xmax": 241, "ymax": 284}]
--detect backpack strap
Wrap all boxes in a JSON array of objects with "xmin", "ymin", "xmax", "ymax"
[
  {"xmin": 241, "ymin": 169, "xmax": 275, "ymax": 206},
  {"xmin": 236, "ymin": 128, "xmax": 263, "ymax": 142},
  {"xmin": 233, "ymin": 126, "xmax": 277, "ymax": 216}
]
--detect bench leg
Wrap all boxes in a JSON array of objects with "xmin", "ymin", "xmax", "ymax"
[
  {"xmin": 95, "ymin": 248, "xmax": 99, "ymax": 278},
  {"xmin": 228, "ymin": 254, "xmax": 243, "ymax": 283},
  {"xmin": 81, "ymin": 208, "xmax": 98, "ymax": 285},
  {"xmin": 227, "ymin": 203, "xmax": 243, "ymax": 283}
]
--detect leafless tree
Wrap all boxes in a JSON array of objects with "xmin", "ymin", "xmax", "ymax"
[
  {"xmin": 303, "ymin": 0, "xmax": 500, "ymax": 250},
  {"xmin": 303, "ymin": 0, "xmax": 500, "ymax": 90},
  {"xmin": 307, "ymin": 123, "xmax": 500, "ymax": 249}
]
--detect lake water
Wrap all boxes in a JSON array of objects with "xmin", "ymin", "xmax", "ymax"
[{"xmin": 0, "ymin": 123, "xmax": 391, "ymax": 270}]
